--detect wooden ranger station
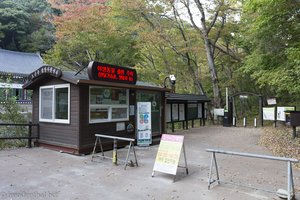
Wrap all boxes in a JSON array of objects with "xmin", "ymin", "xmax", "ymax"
[{"xmin": 23, "ymin": 61, "xmax": 209, "ymax": 155}]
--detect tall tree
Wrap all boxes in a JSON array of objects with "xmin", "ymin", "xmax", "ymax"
[
  {"xmin": 176, "ymin": 0, "xmax": 242, "ymax": 107},
  {"xmin": 0, "ymin": 0, "xmax": 29, "ymax": 50},
  {"xmin": 115, "ymin": 0, "xmax": 209, "ymax": 94},
  {"xmin": 45, "ymin": 0, "xmax": 140, "ymax": 71},
  {"xmin": 0, "ymin": 0, "xmax": 55, "ymax": 52},
  {"xmin": 240, "ymin": 0, "xmax": 300, "ymax": 100}
]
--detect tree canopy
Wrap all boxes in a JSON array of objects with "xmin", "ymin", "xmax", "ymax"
[
  {"xmin": 240, "ymin": 0, "xmax": 300, "ymax": 101},
  {"xmin": 1, "ymin": 0, "xmax": 300, "ymax": 107},
  {"xmin": 0, "ymin": 0, "xmax": 55, "ymax": 52}
]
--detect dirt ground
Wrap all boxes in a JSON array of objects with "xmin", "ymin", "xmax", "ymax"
[{"xmin": 0, "ymin": 126, "xmax": 299, "ymax": 200}]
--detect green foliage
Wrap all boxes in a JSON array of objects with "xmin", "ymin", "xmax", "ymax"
[
  {"xmin": 240, "ymin": 0, "xmax": 300, "ymax": 99},
  {"xmin": 45, "ymin": 0, "xmax": 139, "ymax": 70},
  {"xmin": 0, "ymin": 93, "xmax": 28, "ymax": 148},
  {"xmin": 0, "ymin": 0, "xmax": 55, "ymax": 52}
]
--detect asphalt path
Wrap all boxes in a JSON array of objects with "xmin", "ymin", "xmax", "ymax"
[{"xmin": 0, "ymin": 126, "xmax": 299, "ymax": 200}]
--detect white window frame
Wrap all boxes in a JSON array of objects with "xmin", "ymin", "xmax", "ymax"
[
  {"xmin": 89, "ymin": 86, "xmax": 129, "ymax": 123},
  {"xmin": 39, "ymin": 84, "xmax": 70, "ymax": 124}
]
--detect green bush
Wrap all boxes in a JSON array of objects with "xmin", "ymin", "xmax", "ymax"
[{"xmin": 0, "ymin": 95, "xmax": 27, "ymax": 149}]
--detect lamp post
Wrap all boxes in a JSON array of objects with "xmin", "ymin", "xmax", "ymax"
[{"xmin": 164, "ymin": 75, "xmax": 176, "ymax": 93}]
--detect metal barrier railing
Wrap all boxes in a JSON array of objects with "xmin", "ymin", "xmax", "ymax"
[
  {"xmin": 206, "ymin": 148, "xmax": 299, "ymax": 200},
  {"xmin": 91, "ymin": 134, "xmax": 138, "ymax": 170},
  {"xmin": 0, "ymin": 123, "xmax": 39, "ymax": 148}
]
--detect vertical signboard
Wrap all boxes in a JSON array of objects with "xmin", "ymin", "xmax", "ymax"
[
  {"xmin": 198, "ymin": 103, "xmax": 202, "ymax": 118},
  {"xmin": 137, "ymin": 102, "xmax": 152, "ymax": 146},
  {"xmin": 172, "ymin": 104, "xmax": 179, "ymax": 121},
  {"xmin": 179, "ymin": 104, "xmax": 185, "ymax": 121},
  {"xmin": 166, "ymin": 104, "xmax": 171, "ymax": 122}
]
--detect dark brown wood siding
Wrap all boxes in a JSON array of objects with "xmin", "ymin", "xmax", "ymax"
[
  {"xmin": 32, "ymin": 78, "xmax": 80, "ymax": 148},
  {"xmin": 78, "ymin": 86, "xmax": 136, "ymax": 150}
]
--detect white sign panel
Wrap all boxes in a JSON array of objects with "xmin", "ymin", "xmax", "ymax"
[
  {"xmin": 129, "ymin": 105, "xmax": 135, "ymax": 116},
  {"xmin": 267, "ymin": 98, "xmax": 277, "ymax": 105},
  {"xmin": 137, "ymin": 102, "xmax": 152, "ymax": 146},
  {"xmin": 116, "ymin": 122, "xmax": 125, "ymax": 131},
  {"xmin": 214, "ymin": 108, "xmax": 224, "ymax": 116},
  {"xmin": 277, "ymin": 107, "xmax": 295, "ymax": 121},
  {"xmin": 263, "ymin": 107, "xmax": 275, "ymax": 120},
  {"xmin": 198, "ymin": 104, "xmax": 202, "ymax": 118},
  {"xmin": 0, "ymin": 82, "xmax": 23, "ymax": 89},
  {"xmin": 172, "ymin": 104, "xmax": 179, "ymax": 121},
  {"xmin": 179, "ymin": 104, "xmax": 185, "ymax": 121},
  {"xmin": 166, "ymin": 104, "xmax": 171, "ymax": 122}
]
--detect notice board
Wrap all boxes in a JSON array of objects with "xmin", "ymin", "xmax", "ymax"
[{"xmin": 153, "ymin": 134, "xmax": 184, "ymax": 175}]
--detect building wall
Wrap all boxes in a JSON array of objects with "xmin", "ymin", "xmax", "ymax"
[
  {"xmin": 32, "ymin": 78, "xmax": 80, "ymax": 150},
  {"xmin": 31, "ymin": 78, "xmax": 166, "ymax": 154},
  {"xmin": 78, "ymin": 86, "xmax": 137, "ymax": 152}
]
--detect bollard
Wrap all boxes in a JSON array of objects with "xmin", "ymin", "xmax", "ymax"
[
  {"xmin": 233, "ymin": 117, "xmax": 236, "ymax": 127},
  {"xmin": 243, "ymin": 117, "xmax": 247, "ymax": 127},
  {"xmin": 254, "ymin": 118, "xmax": 257, "ymax": 128}
]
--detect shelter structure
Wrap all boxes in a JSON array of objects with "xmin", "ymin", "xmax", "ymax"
[
  {"xmin": 166, "ymin": 93, "xmax": 210, "ymax": 132},
  {"xmin": 23, "ymin": 61, "xmax": 210, "ymax": 154},
  {"xmin": 0, "ymin": 49, "xmax": 43, "ymax": 106}
]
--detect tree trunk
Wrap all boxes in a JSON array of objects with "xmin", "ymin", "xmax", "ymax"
[{"xmin": 204, "ymin": 38, "xmax": 221, "ymax": 107}]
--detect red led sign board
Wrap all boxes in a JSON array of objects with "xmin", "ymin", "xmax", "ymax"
[{"xmin": 87, "ymin": 61, "xmax": 137, "ymax": 84}]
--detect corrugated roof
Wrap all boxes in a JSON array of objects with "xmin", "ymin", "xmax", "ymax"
[
  {"xmin": 24, "ymin": 69, "xmax": 169, "ymax": 92},
  {"xmin": 0, "ymin": 49, "xmax": 44, "ymax": 75}
]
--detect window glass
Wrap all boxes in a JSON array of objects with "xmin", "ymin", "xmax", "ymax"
[
  {"xmin": 90, "ymin": 107, "xmax": 109, "ymax": 120},
  {"xmin": 39, "ymin": 84, "xmax": 69, "ymax": 123},
  {"xmin": 112, "ymin": 108, "xmax": 127, "ymax": 119},
  {"xmin": 89, "ymin": 86, "xmax": 128, "ymax": 123},
  {"xmin": 55, "ymin": 87, "xmax": 68, "ymax": 119},
  {"xmin": 41, "ymin": 88, "xmax": 53, "ymax": 119},
  {"xmin": 90, "ymin": 88, "xmax": 127, "ymax": 105}
]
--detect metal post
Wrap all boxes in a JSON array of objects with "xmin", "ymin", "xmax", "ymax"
[
  {"xmin": 172, "ymin": 122, "xmax": 175, "ymax": 132},
  {"xmin": 91, "ymin": 138, "xmax": 98, "ymax": 162},
  {"xmin": 292, "ymin": 126, "xmax": 296, "ymax": 139},
  {"xmin": 259, "ymin": 96, "xmax": 263, "ymax": 127},
  {"xmin": 254, "ymin": 118, "xmax": 257, "ymax": 128},
  {"xmin": 208, "ymin": 153, "xmax": 214, "ymax": 190},
  {"xmin": 287, "ymin": 161, "xmax": 291, "ymax": 200},
  {"xmin": 28, "ymin": 122, "xmax": 32, "ymax": 148},
  {"xmin": 213, "ymin": 152, "xmax": 220, "ymax": 184},
  {"xmin": 182, "ymin": 142, "xmax": 189, "ymax": 175},
  {"xmin": 112, "ymin": 139, "xmax": 118, "ymax": 165},
  {"xmin": 124, "ymin": 141, "xmax": 132, "ymax": 170}
]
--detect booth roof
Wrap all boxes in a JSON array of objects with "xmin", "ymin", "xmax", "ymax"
[
  {"xmin": 24, "ymin": 70, "xmax": 171, "ymax": 92},
  {"xmin": 166, "ymin": 93, "xmax": 210, "ymax": 103},
  {"xmin": 0, "ymin": 49, "xmax": 43, "ymax": 76}
]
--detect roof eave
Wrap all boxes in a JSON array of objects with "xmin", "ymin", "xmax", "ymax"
[{"xmin": 77, "ymin": 79, "xmax": 171, "ymax": 92}]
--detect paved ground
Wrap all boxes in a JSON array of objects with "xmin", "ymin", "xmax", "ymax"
[{"xmin": 0, "ymin": 126, "xmax": 299, "ymax": 200}]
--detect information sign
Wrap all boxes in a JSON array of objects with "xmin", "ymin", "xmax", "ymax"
[
  {"xmin": 263, "ymin": 107, "xmax": 275, "ymax": 120},
  {"xmin": 277, "ymin": 107, "xmax": 295, "ymax": 121},
  {"xmin": 153, "ymin": 134, "xmax": 184, "ymax": 175},
  {"xmin": 137, "ymin": 102, "xmax": 152, "ymax": 146}
]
